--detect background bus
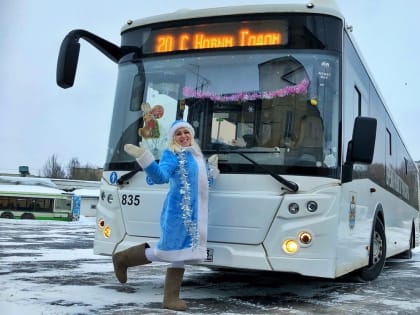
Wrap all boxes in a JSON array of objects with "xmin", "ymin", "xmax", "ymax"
[
  {"xmin": 57, "ymin": 1, "xmax": 419, "ymax": 281},
  {"xmin": 0, "ymin": 176, "xmax": 74, "ymax": 221}
]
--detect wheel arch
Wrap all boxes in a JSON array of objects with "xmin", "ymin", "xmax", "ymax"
[
  {"xmin": 0, "ymin": 211, "xmax": 15, "ymax": 219},
  {"xmin": 21, "ymin": 212, "xmax": 36, "ymax": 220},
  {"xmin": 373, "ymin": 203, "xmax": 385, "ymax": 228}
]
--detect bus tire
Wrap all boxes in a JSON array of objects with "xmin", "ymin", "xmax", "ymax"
[
  {"xmin": 394, "ymin": 225, "xmax": 415, "ymax": 259},
  {"xmin": 1, "ymin": 212, "xmax": 15, "ymax": 219},
  {"xmin": 357, "ymin": 218, "xmax": 386, "ymax": 282},
  {"xmin": 21, "ymin": 213, "xmax": 35, "ymax": 220}
]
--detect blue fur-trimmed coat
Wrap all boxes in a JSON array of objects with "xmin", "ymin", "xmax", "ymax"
[{"xmin": 136, "ymin": 147, "xmax": 216, "ymax": 262}]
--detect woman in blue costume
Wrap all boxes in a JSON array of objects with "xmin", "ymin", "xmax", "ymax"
[{"xmin": 113, "ymin": 120, "xmax": 218, "ymax": 311}]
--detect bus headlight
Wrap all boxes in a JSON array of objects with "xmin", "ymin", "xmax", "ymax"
[
  {"xmin": 107, "ymin": 194, "xmax": 114, "ymax": 204},
  {"xmin": 298, "ymin": 231, "xmax": 312, "ymax": 245},
  {"xmin": 103, "ymin": 225, "xmax": 111, "ymax": 238},
  {"xmin": 288, "ymin": 203, "xmax": 300, "ymax": 214},
  {"xmin": 306, "ymin": 201, "xmax": 318, "ymax": 212},
  {"xmin": 282, "ymin": 239, "xmax": 299, "ymax": 254},
  {"xmin": 98, "ymin": 218, "xmax": 105, "ymax": 229}
]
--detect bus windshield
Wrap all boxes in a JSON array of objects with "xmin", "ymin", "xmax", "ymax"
[{"xmin": 106, "ymin": 50, "xmax": 339, "ymax": 174}]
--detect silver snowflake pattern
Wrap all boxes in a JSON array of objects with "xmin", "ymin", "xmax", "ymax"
[{"xmin": 177, "ymin": 150, "xmax": 199, "ymax": 249}]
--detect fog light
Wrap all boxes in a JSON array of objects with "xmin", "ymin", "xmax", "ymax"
[
  {"xmin": 298, "ymin": 231, "xmax": 312, "ymax": 245},
  {"xmin": 288, "ymin": 203, "xmax": 299, "ymax": 214},
  {"xmin": 306, "ymin": 201, "xmax": 318, "ymax": 212},
  {"xmin": 103, "ymin": 225, "xmax": 111, "ymax": 238},
  {"xmin": 107, "ymin": 194, "xmax": 114, "ymax": 204},
  {"xmin": 282, "ymin": 239, "xmax": 299, "ymax": 254},
  {"xmin": 98, "ymin": 218, "xmax": 105, "ymax": 229}
]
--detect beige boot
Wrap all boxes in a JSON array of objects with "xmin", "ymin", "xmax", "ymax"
[
  {"xmin": 162, "ymin": 267, "xmax": 187, "ymax": 311},
  {"xmin": 112, "ymin": 243, "xmax": 151, "ymax": 284}
]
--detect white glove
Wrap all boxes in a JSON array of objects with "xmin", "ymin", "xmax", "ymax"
[
  {"xmin": 124, "ymin": 143, "xmax": 146, "ymax": 158},
  {"xmin": 207, "ymin": 154, "xmax": 218, "ymax": 168}
]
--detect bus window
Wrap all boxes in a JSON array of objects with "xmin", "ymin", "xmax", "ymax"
[
  {"xmin": 55, "ymin": 199, "xmax": 72, "ymax": 212},
  {"xmin": 0, "ymin": 197, "xmax": 7, "ymax": 209}
]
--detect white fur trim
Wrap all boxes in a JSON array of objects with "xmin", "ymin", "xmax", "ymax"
[
  {"xmin": 154, "ymin": 245, "xmax": 207, "ymax": 262},
  {"xmin": 168, "ymin": 121, "xmax": 195, "ymax": 140}
]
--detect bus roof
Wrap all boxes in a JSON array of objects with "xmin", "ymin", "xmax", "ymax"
[
  {"xmin": 121, "ymin": 1, "xmax": 344, "ymax": 33},
  {"xmin": 0, "ymin": 175, "xmax": 57, "ymax": 189},
  {"xmin": 0, "ymin": 184, "xmax": 73, "ymax": 198}
]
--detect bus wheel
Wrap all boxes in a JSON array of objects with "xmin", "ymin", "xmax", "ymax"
[
  {"xmin": 21, "ymin": 213, "xmax": 35, "ymax": 220},
  {"xmin": 357, "ymin": 219, "xmax": 386, "ymax": 282},
  {"xmin": 395, "ymin": 225, "xmax": 415, "ymax": 259},
  {"xmin": 1, "ymin": 212, "xmax": 15, "ymax": 219}
]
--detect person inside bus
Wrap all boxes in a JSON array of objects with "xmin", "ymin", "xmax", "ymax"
[{"xmin": 113, "ymin": 120, "xmax": 219, "ymax": 311}]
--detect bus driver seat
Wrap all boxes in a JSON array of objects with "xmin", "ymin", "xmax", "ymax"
[{"xmin": 294, "ymin": 115, "xmax": 324, "ymax": 166}]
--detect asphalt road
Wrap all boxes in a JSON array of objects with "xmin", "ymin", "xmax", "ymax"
[{"xmin": 1, "ymin": 218, "xmax": 420, "ymax": 315}]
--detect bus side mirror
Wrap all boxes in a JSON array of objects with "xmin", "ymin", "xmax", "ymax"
[
  {"xmin": 348, "ymin": 116, "xmax": 377, "ymax": 163},
  {"xmin": 56, "ymin": 34, "xmax": 81, "ymax": 88},
  {"xmin": 342, "ymin": 116, "xmax": 377, "ymax": 183},
  {"xmin": 56, "ymin": 29, "xmax": 122, "ymax": 89}
]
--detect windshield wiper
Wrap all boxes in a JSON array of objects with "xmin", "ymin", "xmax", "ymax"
[
  {"xmin": 210, "ymin": 148, "xmax": 299, "ymax": 192},
  {"xmin": 118, "ymin": 149, "xmax": 299, "ymax": 192},
  {"xmin": 117, "ymin": 163, "xmax": 142, "ymax": 185},
  {"xmin": 237, "ymin": 152, "xmax": 299, "ymax": 192}
]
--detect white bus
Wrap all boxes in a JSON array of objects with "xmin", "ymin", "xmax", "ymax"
[{"xmin": 57, "ymin": 1, "xmax": 419, "ymax": 280}]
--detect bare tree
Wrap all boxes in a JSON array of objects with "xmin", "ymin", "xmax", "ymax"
[
  {"xmin": 42, "ymin": 154, "xmax": 66, "ymax": 178},
  {"xmin": 41, "ymin": 155, "xmax": 101, "ymax": 180},
  {"xmin": 67, "ymin": 157, "xmax": 81, "ymax": 179}
]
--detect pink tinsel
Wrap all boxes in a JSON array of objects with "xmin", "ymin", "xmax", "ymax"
[{"xmin": 183, "ymin": 79, "xmax": 309, "ymax": 102}]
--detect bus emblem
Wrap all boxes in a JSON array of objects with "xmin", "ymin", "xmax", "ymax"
[{"xmin": 110, "ymin": 172, "xmax": 118, "ymax": 184}]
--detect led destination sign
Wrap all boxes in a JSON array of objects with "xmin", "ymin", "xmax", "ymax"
[{"xmin": 147, "ymin": 20, "xmax": 288, "ymax": 53}]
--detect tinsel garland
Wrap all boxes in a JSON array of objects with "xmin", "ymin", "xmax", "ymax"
[
  {"xmin": 183, "ymin": 78, "xmax": 309, "ymax": 102},
  {"xmin": 177, "ymin": 149, "xmax": 199, "ymax": 249}
]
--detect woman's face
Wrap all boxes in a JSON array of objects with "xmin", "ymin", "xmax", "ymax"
[{"xmin": 174, "ymin": 127, "xmax": 192, "ymax": 147}]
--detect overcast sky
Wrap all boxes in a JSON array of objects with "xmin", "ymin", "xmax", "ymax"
[{"xmin": 1, "ymin": 0, "xmax": 419, "ymax": 175}]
